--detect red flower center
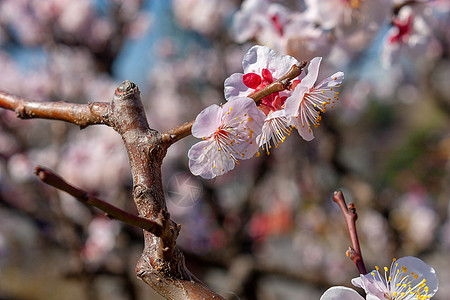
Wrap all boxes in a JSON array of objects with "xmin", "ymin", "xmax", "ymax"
[
  {"xmin": 390, "ymin": 14, "xmax": 413, "ymax": 44},
  {"xmin": 271, "ymin": 14, "xmax": 284, "ymax": 36},
  {"xmin": 243, "ymin": 68, "xmax": 286, "ymax": 115}
]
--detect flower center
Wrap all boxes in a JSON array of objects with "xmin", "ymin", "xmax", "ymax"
[
  {"xmin": 243, "ymin": 69, "xmax": 286, "ymax": 114},
  {"xmin": 212, "ymin": 125, "xmax": 231, "ymax": 149},
  {"xmin": 342, "ymin": 0, "xmax": 363, "ymax": 9},
  {"xmin": 258, "ymin": 114, "xmax": 292, "ymax": 155},
  {"xmin": 390, "ymin": 14, "xmax": 414, "ymax": 44},
  {"xmin": 243, "ymin": 68, "xmax": 273, "ymax": 89},
  {"xmin": 271, "ymin": 14, "xmax": 284, "ymax": 36},
  {"xmin": 371, "ymin": 259, "xmax": 432, "ymax": 300}
]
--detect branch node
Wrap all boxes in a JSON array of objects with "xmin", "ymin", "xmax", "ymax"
[
  {"xmin": 346, "ymin": 247, "xmax": 355, "ymax": 257},
  {"xmin": 333, "ymin": 190, "xmax": 367, "ymax": 275}
]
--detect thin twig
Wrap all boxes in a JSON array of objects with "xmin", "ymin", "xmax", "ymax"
[
  {"xmin": 35, "ymin": 166, "xmax": 163, "ymax": 236},
  {"xmin": 0, "ymin": 90, "xmax": 111, "ymax": 128},
  {"xmin": 332, "ymin": 190, "xmax": 367, "ymax": 275},
  {"xmin": 161, "ymin": 61, "xmax": 308, "ymax": 145},
  {"xmin": 161, "ymin": 120, "xmax": 195, "ymax": 144}
]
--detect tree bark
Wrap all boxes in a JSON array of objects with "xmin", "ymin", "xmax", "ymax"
[{"xmin": 108, "ymin": 80, "xmax": 224, "ymax": 299}]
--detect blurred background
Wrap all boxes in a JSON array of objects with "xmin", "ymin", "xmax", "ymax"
[{"xmin": 0, "ymin": 0, "xmax": 449, "ymax": 299}]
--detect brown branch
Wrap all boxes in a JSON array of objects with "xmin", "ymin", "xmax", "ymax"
[
  {"xmin": 332, "ymin": 190, "xmax": 367, "ymax": 275},
  {"xmin": 247, "ymin": 61, "xmax": 307, "ymax": 101},
  {"xmin": 1, "ymin": 80, "xmax": 225, "ymax": 298},
  {"xmin": 35, "ymin": 166, "xmax": 163, "ymax": 236},
  {"xmin": 161, "ymin": 120, "xmax": 195, "ymax": 144},
  {"xmin": 110, "ymin": 80, "xmax": 224, "ymax": 299},
  {"xmin": 161, "ymin": 61, "xmax": 308, "ymax": 145},
  {"xmin": 0, "ymin": 90, "xmax": 111, "ymax": 128}
]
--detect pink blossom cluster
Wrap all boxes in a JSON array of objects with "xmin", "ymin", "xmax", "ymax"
[
  {"xmin": 172, "ymin": 0, "xmax": 236, "ymax": 36},
  {"xmin": 81, "ymin": 217, "xmax": 121, "ymax": 270},
  {"xmin": 0, "ymin": 0, "xmax": 151, "ymax": 101},
  {"xmin": 0, "ymin": 0, "xmax": 149, "ymax": 48},
  {"xmin": 231, "ymin": 0, "xmax": 447, "ymax": 67},
  {"xmin": 188, "ymin": 45, "xmax": 344, "ymax": 178}
]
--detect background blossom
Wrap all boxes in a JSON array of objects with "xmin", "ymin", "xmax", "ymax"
[{"xmin": 0, "ymin": 0, "xmax": 449, "ymax": 299}]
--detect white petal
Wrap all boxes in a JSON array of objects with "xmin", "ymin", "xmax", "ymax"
[
  {"xmin": 295, "ymin": 118, "xmax": 314, "ymax": 141},
  {"xmin": 242, "ymin": 45, "xmax": 274, "ymax": 73},
  {"xmin": 224, "ymin": 73, "xmax": 251, "ymax": 100},
  {"xmin": 241, "ymin": 45, "xmax": 298, "ymax": 80},
  {"xmin": 268, "ymin": 53, "xmax": 299, "ymax": 79},
  {"xmin": 284, "ymin": 85, "xmax": 308, "ymax": 118},
  {"xmin": 192, "ymin": 104, "xmax": 222, "ymax": 138},
  {"xmin": 256, "ymin": 110, "xmax": 291, "ymax": 149},
  {"xmin": 222, "ymin": 97, "xmax": 265, "ymax": 131},
  {"xmin": 394, "ymin": 256, "xmax": 439, "ymax": 298},
  {"xmin": 285, "ymin": 87, "xmax": 315, "ymax": 141},
  {"xmin": 315, "ymin": 71, "xmax": 344, "ymax": 89},
  {"xmin": 234, "ymin": 136, "xmax": 260, "ymax": 160},
  {"xmin": 351, "ymin": 276, "xmax": 363, "ymax": 289},
  {"xmin": 188, "ymin": 141, "xmax": 216, "ymax": 179},
  {"xmin": 222, "ymin": 97, "xmax": 265, "ymax": 159},
  {"xmin": 300, "ymin": 56, "xmax": 322, "ymax": 89},
  {"xmin": 188, "ymin": 140, "xmax": 235, "ymax": 179},
  {"xmin": 351, "ymin": 273, "xmax": 387, "ymax": 299},
  {"xmin": 320, "ymin": 286, "xmax": 364, "ymax": 300}
]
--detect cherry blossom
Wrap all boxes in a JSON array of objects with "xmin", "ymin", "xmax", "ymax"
[
  {"xmin": 284, "ymin": 57, "xmax": 344, "ymax": 141},
  {"xmin": 224, "ymin": 45, "xmax": 298, "ymax": 152},
  {"xmin": 302, "ymin": 0, "xmax": 390, "ymax": 58},
  {"xmin": 172, "ymin": 0, "xmax": 235, "ymax": 36},
  {"xmin": 382, "ymin": 5, "xmax": 433, "ymax": 67},
  {"xmin": 231, "ymin": 0, "xmax": 291, "ymax": 53},
  {"xmin": 283, "ymin": 14, "xmax": 333, "ymax": 61},
  {"xmin": 231, "ymin": 0, "xmax": 334, "ymax": 61},
  {"xmin": 321, "ymin": 256, "xmax": 439, "ymax": 300},
  {"xmin": 304, "ymin": 0, "xmax": 390, "ymax": 34},
  {"xmin": 81, "ymin": 217, "xmax": 121, "ymax": 269},
  {"xmin": 224, "ymin": 45, "xmax": 298, "ymax": 108},
  {"xmin": 188, "ymin": 97, "xmax": 265, "ymax": 179}
]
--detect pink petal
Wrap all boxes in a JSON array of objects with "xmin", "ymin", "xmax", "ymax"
[
  {"xmin": 300, "ymin": 57, "xmax": 322, "ymax": 89},
  {"xmin": 188, "ymin": 140, "xmax": 236, "ymax": 179},
  {"xmin": 222, "ymin": 97, "xmax": 265, "ymax": 158},
  {"xmin": 295, "ymin": 119, "xmax": 314, "ymax": 141},
  {"xmin": 284, "ymin": 85, "xmax": 308, "ymax": 118},
  {"xmin": 224, "ymin": 73, "xmax": 251, "ymax": 100},
  {"xmin": 351, "ymin": 273, "xmax": 387, "ymax": 299},
  {"xmin": 315, "ymin": 71, "xmax": 344, "ymax": 89},
  {"xmin": 222, "ymin": 97, "xmax": 264, "ymax": 128},
  {"xmin": 191, "ymin": 104, "xmax": 222, "ymax": 138}
]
